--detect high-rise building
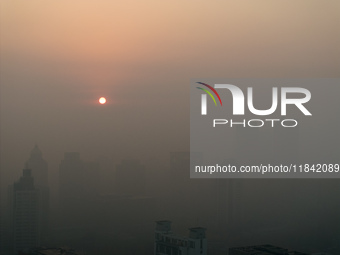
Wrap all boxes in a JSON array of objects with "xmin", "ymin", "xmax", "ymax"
[
  {"xmin": 25, "ymin": 145, "xmax": 49, "ymax": 245},
  {"xmin": 0, "ymin": 212, "xmax": 4, "ymax": 255},
  {"xmin": 25, "ymin": 145, "xmax": 48, "ymax": 187},
  {"xmin": 0, "ymin": 200, "xmax": 3, "ymax": 255},
  {"xmin": 8, "ymin": 169, "xmax": 44, "ymax": 254},
  {"xmin": 0, "ymin": 212, "xmax": 10, "ymax": 255},
  {"xmin": 154, "ymin": 221, "xmax": 207, "ymax": 255}
]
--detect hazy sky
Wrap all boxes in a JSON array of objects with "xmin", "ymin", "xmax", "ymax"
[{"xmin": 1, "ymin": 0, "xmax": 339, "ymax": 187}]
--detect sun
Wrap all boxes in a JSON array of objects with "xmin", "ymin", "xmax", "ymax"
[{"xmin": 99, "ymin": 97, "xmax": 106, "ymax": 104}]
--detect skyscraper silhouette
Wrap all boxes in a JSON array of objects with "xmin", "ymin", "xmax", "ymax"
[
  {"xmin": 8, "ymin": 169, "xmax": 44, "ymax": 254},
  {"xmin": 24, "ymin": 145, "xmax": 50, "ymax": 246},
  {"xmin": 25, "ymin": 145, "xmax": 48, "ymax": 187}
]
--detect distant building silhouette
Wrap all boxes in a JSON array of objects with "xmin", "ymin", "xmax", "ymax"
[
  {"xmin": 25, "ymin": 145, "xmax": 49, "ymax": 245},
  {"xmin": 8, "ymin": 169, "xmax": 45, "ymax": 254},
  {"xmin": 115, "ymin": 159, "xmax": 145, "ymax": 196},
  {"xmin": 0, "ymin": 205, "xmax": 3, "ymax": 254},
  {"xmin": 0, "ymin": 210, "xmax": 8, "ymax": 255},
  {"xmin": 25, "ymin": 145, "xmax": 48, "ymax": 187},
  {"xmin": 154, "ymin": 220, "xmax": 207, "ymax": 255}
]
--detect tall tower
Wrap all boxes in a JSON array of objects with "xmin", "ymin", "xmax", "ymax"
[
  {"xmin": 8, "ymin": 169, "xmax": 43, "ymax": 254},
  {"xmin": 25, "ymin": 145, "xmax": 48, "ymax": 187},
  {"xmin": 25, "ymin": 145, "xmax": 49, "ymax": 246}
]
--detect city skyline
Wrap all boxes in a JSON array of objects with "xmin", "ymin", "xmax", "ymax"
[{"xmin": 1, "ymin": 1, "xmax": 339, "ymax": 254}]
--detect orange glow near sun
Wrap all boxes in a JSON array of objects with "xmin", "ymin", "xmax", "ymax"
[{"xmin": 99, "ymin": 97, "xmax": 106, "ymax": 104}]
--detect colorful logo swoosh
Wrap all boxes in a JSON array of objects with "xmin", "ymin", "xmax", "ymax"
[{"xmin": 196, "ymin": 82, "xmax": 223, "ymax": 106}]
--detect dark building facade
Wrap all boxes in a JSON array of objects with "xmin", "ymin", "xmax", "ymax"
[{"xmin": 8, "ymin": 169, "xmax": 45, "ymax": 254}]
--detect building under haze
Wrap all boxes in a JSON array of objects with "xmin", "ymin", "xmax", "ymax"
[
  {"xmin": 8, "ymin": 169, "xmax": 45, "ymax": 254},
  {"xmin": 0, "ymin": 215, "xmax": 10, "ymax": 255},
  {"xmin": 0, "ymin": 216, "xmax": 7, "ymax": 255},
  {"xmin": 25, "ymin": 145, "xmax": 49, "ymax": 244},
  {"xmin": 25, "ymin": 145, "xmax": 48, "ymax": 187},
  {"xmin": 154, "ymin": 221, "xmax": 207, "ymax": 255}
]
